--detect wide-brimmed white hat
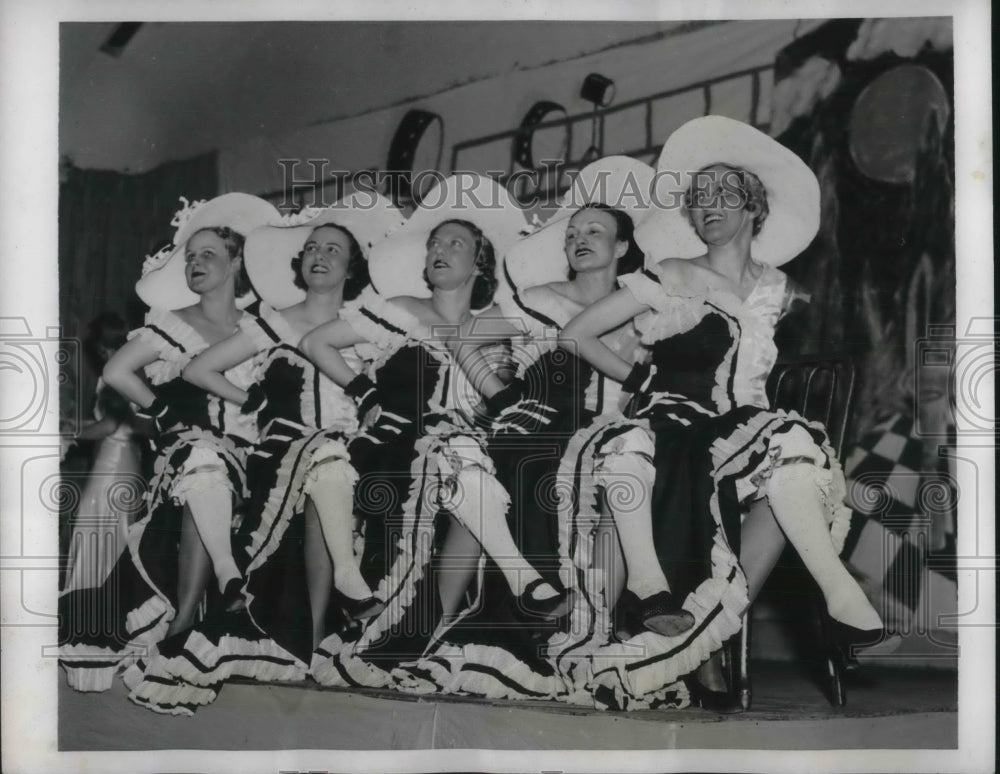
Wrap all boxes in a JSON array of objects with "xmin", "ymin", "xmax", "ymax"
[
  {"xmin": 637, "ymin": 115, "xmax": 820, "ymax": 267},
  {"xmin": 243, "ymin": 192, "xmax": 405, "ymax": 309},
  {"xmin": 136, "ymin": 193, "xmax": 279, "ymax": 310},
  {"xmin": 504, "ymin": 156, "xmax": 655, "ymax": 290},
  {"xmin": 367, "ymin": 173, "xmax": 527, "ymax": 301}
]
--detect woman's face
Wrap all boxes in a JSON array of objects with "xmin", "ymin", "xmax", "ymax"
[
  {"xmin": 184, "ymin": 230, "xmax": 240, "ymax": 295},
  {"xmin": 686, "ymin": 164, "xmax": 754, "ymax": 247},
  {"xmin": 301, "ymin": 225, "xmax": 352, "ymax": 291},
  {"xmin": 564, "ymin": 207, "xmax": 627, "ymax": 274},
  {"xmin": 425, "ymin": 222, "xmax": 479, "ymax": 291}
]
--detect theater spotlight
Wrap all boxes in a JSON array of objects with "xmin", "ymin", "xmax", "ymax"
[
  {"xmin": 580, "ymin": 73, "xmax": 615, "ymax": 162},
  {"xmin": 580, "ymin": 73, "xmax": 616, "ymax": 107}
]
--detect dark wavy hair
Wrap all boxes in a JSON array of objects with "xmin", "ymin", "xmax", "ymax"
[
  {"xmin": 683, "ymin": 165, "xmax": 770, "ymax": 237},
  {"xmin": 192, "ymin": 226, "xmax": 253, "ymax": 297},
  {"xmin": 290, "ymin": 223, "xmax": 369, "ymax": 302},
  {"xmin": 423, "ymin": 218, "xmax": 498, "ymax": 310},
  {"xmin": 566, "ymin": 203, "xmax": 645, "ymax": 280}
]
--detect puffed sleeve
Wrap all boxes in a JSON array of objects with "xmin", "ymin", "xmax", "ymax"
[
  {"xmin": 617, "ymin": 269, "xmax": 673, "ymax": 311},
  {"xmin": 338, "ymin": 286, "xmax": 420, "ymax": 352},
  {"xmin": 127, "ymin": 307, "xmax": 204, "ymax": 383},
  {"xmin": 127, "ymin": 308, "xmax": 198, "ymax": 361},
  {"xmin": 238, "ymin": 302, "xmax": 297, "ymax": 353},
  {"xmin": 618, "ymin": 268, "xmax": 707, "ymax": 344}
]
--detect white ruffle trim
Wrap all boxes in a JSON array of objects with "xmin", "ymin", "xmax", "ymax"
[
  {"xmin": 170, "ymin": 449, "xmax": 234, "ymax": 505},
  {"xmin": 128, "ymin": 307, "xmax": 207, "ymax": 384},
  {"xmin": 618, "ymin": 267, "xmax": 792, "ymax": 412},
  {"xmin": 340, "ymin": 287, "xmax": 424, "ymax": 353},
  {"xmin": 556, "ymin": 413, "xmax": 748, "ymax": 709},
  {"xmin": 242, "ymin": 430, "xmax": 353, "ymax": 578}
]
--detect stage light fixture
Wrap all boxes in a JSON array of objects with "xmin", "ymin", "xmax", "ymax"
[{"xmin": 580, "ymin": 73, "xmax": 616, "ymax": 107}]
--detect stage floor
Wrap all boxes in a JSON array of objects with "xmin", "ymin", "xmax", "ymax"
[{"xmin": 59, "ymin": 662, "xmax": 957, "ymax": 751}]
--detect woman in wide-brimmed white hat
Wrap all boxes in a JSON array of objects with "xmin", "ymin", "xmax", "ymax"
[
  {"xmin": 561, "ymin": 116, "xmax": 887, "ymax": 710},
  {"xmin": 299, "ymin": 174, "xmax": 578, "ymax": 690},
  {"xmin": 59, "ymin": 192, "xmax": 278, "ymax": 693},
  {"xmin": 125, "ymin": 193, "xmax": 404, "ymax": 715}
]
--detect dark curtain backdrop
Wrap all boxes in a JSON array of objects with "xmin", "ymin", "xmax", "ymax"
[{"xmin": 58, "ymin": 151, "xmax": 218, "ymax": 418}]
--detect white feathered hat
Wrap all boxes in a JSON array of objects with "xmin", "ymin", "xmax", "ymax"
[{"xmin": 136, "ymin": 193, "xmax": 279, "ymax": 310}]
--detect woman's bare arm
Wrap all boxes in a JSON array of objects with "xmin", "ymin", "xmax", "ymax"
[
  {"xmin": 299, "ymin": 318, "xmax": 367, "ymax": 386},
  {"xmin": 182, "ymin": 329, "xmax": 258, "ymax": 405},
  {"xmin": 559, "ymin": 288, "xmax": 648, "ymax": 382},
  {"xmin": 101, "ymin": 336, "xmax": 161, "ymax": 409}
]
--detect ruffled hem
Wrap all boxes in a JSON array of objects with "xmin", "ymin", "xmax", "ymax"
[
  {"xmin": 122, "ymin": 592, "xmax": 172, "ymax": 644},
  {"xmin": 129, "ymin": 626, "xmax": 306, "ymax": 693},
  {"xmin": 709, "ymin": 408, "xmax": 851, "ymax": 552},
  {"xmin": 127, "ymin": 672, "xmax": 222, "ymax": 717},
  {"xmin": 170, "ymin": 447, "xmax": 236, "ymax": 503},
  {"xmin": 60, "ymin": 646, "xmax": 128, "ymax": 692},
  {"xmin": 242, "ymin": 428, "xmax": 354, "ymax": 577},
  {"xmin": 557, "ymin": 413, "xmax": 749, "ymax": 710},
  {"xmin": 60, "ymin": 591, "xmax": 171, "ymax": 692},
  {"xmin": 148, "ymin": 428, "xmax": 250, "ymax": 508},
  {"xmin": 310, "ymin": 633, "xmax": 398, "ymax": 689},
  {"xmin": 312, "ymin": 429, "xmax": 499, "ymax": 687},
  {"xmin": 414, "ymin": 642, "xmax": 571, "ymax": 702},
  {"xmin": 339, "ymin": 432, "xmax": 443, "ymax": 654}
]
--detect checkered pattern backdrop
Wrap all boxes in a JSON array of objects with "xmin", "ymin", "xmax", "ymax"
[{"xmin": 842, "ymin": 413, "xmax": 957, "ymax": 640}]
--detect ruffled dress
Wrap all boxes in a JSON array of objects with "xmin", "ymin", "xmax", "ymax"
[
  {"xmin": 566, "ymin": 263, "xmax": 852, "ymax": 710},
  {"xmin": 125, "ymin": 303, "xmax": 367, "ymax": 714},
  {"xmin": 404, "ymin": 281, "xmax": 659, "ymax": 705},
  {"xmin": 309, "ymin": 289, "xmax": 515, "ymax": 690},
  {"xmin": 59, "ymin": 308, "xmax": 258, "ymax": 692}
]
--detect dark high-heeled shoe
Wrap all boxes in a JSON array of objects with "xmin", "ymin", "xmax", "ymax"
[
  {"xmin": 683, "ymin": 676, "xmax": 744, "ymax": 714},
  {"xmin": 334, "ymin": 590, "xmax": 385, "ymax": 622},
  {"xmin": 221, "ymin": 578, "xmax": 247, "ymax": 613},
  {"xmin": 827, "ymin": 618, "xmax": 901, "ymax": 660},
  {"xmin": 515, "ymin": 578, "xmax": 573, "ymax": 623},
  {"xmin": 620, "ymin": 589, "xmax": 696, "ymax": 637}
]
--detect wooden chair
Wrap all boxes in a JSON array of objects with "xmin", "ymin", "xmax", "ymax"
[{"xmin": 726, "ymin": 354, "xmax": 858, "ymax": 709}]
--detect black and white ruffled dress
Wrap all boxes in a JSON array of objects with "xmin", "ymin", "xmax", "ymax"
[
  {"xmin": 59, "ymin": 307, "xmax": 258, "ymax": 693},
  {"xmin": 401, "ymin": 281, "xmax": 646, "ymax": 704},
  {"xmin": 563, "ymin": 263, "xmax": 851, "ymax": 710},
  {"xmin": 309, "ymin": 289, "xmax": 515, "ymax": 690},
  {"xmin": 125, "ymin": 302, "xmax": 366, "ymax": 714}
]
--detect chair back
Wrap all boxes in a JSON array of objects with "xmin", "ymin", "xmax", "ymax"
[{"xmin": 766, "ymin": 355, "xmax": 857, "ymax": 460}]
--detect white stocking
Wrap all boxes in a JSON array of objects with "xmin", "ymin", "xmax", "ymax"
[
  {"xmin": 308, "ymin": 457, "xmax": 371, "ymax": 601},
  {"xmin": 183, "ymin": 483, "xmax": 240, "ymax": 593},
  {"xmin": 766, "ymin": 462, "xmax": 881, "ymax": 631},
  {"xmin": 594, "ymin": 428, "xmax": 670, "ymax": 599},
  {"xmin": 438, "ymin": 439, "xmax": 555, "ymax": 600}
]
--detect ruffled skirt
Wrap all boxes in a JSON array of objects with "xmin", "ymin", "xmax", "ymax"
[
  {"xmin": 59, "ymin": 427, "xmax": 250, "ymax": 693},
  {"xmin": 125, "ymin": 418, "xmax": 357, "ymax": 715},
  {"xmin": 575, "ymin": 396, "xmax": 851, "ymax": 710}
]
